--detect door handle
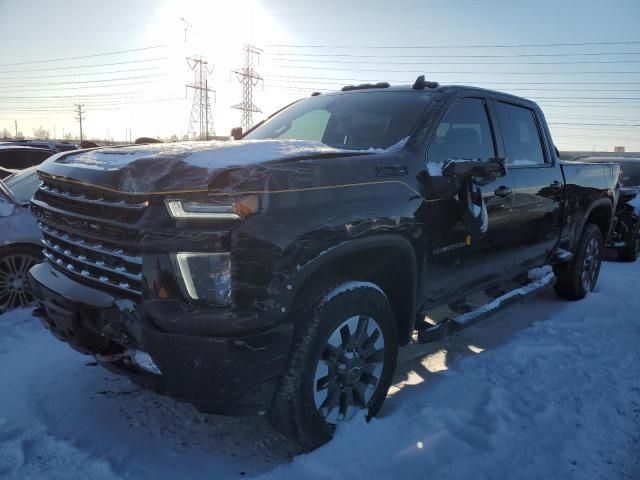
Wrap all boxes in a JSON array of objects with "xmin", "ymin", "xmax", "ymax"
[
  {"xmin": 494, "ymin": 186, "xmax": 512, "ymax": 197},
  {"xmin": 549, "ymin": 180, "xmax": 563, "ymax": 190}
]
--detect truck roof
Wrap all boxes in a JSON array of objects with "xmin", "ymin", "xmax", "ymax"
[{"xmin": 319, "ymin": 82, "xmax": 538, "ymax": 107}]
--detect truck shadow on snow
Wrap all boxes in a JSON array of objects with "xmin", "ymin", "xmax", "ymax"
[{"xmin": 383, "ymin": 282, "xmax": 577, "ymax": 416}]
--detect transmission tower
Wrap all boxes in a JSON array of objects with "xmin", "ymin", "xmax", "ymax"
[
  {"xmin": 186, "ymin": 56, "xmax": 215, "ymax": 140},
  {"xmin": 74, "ymin": 104, "xmax": 85, "ymax": 142},
  {"xmin": 232, "ymin": 45, "xmax": 263, "ymax": 131}
]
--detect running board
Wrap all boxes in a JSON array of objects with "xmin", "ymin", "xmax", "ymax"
[
  {"xmin": 415, "ymin": 318, "xmax": 459, "ymax": 344},
  {"xmin": 414, "ymin": 268, "xmax": 556, "ymax": 344}
]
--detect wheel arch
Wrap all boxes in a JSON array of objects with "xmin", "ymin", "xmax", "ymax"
[
  {"xmin": 289, "ymin": 234, "xmax": 418, "ymax": 346},
  {"xmin": 580, "ymin": 199, "xmax": 614, "ymax": 243}
]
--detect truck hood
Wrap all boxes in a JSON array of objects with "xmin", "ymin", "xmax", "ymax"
[{"xmin": 38, "ymin": 139, "xmax": 373, "ymax": 195}]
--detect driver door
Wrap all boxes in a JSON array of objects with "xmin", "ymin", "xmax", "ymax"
[{"xmin": 419, "ymin": 96, "xmax": 519, "ymax": 300}]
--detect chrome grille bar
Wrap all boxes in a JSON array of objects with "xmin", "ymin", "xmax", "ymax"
[
  {"xmin": 42, "ymin": 250, "xmax": 140, "ymax": 296},
  {"xmin": 41, "ymin": 237, "xmax": 142, "ymax": 283},
  {"xmin": 40, "ymin": 223, "xmax": 142, "ymax": 265},
  {"xmin": 39, "ymin": 183, "xmax": 147, "ymax": 210}
]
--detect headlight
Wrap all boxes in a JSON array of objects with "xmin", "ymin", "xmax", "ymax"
[
  {"xmin": 165, "ymin": 195, "xmax": 259, "ymax": 220},
  {"xmin": 173, "ymin": 252, "xmax": 232, "ymax": 305}
]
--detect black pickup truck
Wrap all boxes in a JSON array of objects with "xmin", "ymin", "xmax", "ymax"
[{"xmin": 28, "ymin": 80, "xmax": 619, "ymax": 448}]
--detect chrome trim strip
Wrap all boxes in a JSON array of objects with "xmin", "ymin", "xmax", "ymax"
[
  {"xmin": 39, "ymin": 184, "xmax": 147, "ymax": 210},
  {"xmin": 42, "ymin": 238, "xmax": 142, "ymax": 283},
  {"xmin": 40, "ymin": 223, "xmax": 141, "ymax": 265}
]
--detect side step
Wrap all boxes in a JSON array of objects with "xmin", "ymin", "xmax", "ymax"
[
  {"xmin": 414, "ymin": 267, "xmax": 556, "ymax": 344},
  {"xmin": 415, "ymin": 318, "xmax": 459, "ymax": 344}
]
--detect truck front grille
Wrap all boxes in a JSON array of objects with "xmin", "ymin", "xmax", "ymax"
[{"xmin": 32, "ymin": 179, "xmax": 146, "ymax": 298}]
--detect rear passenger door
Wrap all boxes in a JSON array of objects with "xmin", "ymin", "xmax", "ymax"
[{"xmin": 493, "ymin": 100, "xmax": 563, "ymax": 269}]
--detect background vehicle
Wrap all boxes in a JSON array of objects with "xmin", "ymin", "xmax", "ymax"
[
  {"xmin": 0, "ymin": 166, "xmax": 43, "ymax": 312},
  {"xmin": 0, "ymin": 145, "xmax": 54, "ymax": 179},
  {"xmin": 2, "ymin": 139, "xmax": 78, "ymax": 152},
  {"xmin": 583, "ymin": 157, "xmax": 640, "ymax": 260},
  {"xmin": 28, "ymin": 82, "xmax": 619, "ymax": 449}
]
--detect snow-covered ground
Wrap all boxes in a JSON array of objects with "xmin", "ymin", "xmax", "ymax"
[{"xmin": 1, "ymin": 260, "xmax": 638, "ymax": 479}]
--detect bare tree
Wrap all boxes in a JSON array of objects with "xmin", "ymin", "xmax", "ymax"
[
  {"xmin": 32, "ymin": 126, "xmax": 51, "ymax": 140},
  {"xmin": 1, "ymin": 128, "xmax": 10, "ymax": 139}
]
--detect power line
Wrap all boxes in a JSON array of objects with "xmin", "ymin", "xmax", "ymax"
[
  {"xmin": 0, "ymin": 45, "xmax": 167, "ymax": 67},
  {"xmin": 0, "ymin": 73, "xmax": 171, "ymax": 88},
  {"xmin": 266, "ymin": 40, "xmax": 640, "ymax": 50},
  {"xmin": 267, "ymin": 51, "xmax": 640, "ymax": 59},
  {"xmin": 0, "ymin": 57, "xmax": 167, "ymax": 74},
  {"xmin": 0, "ymin": 78, "xmax": 170, "ymax": 93},
  {"xmin": 0, "ymin": 66, "xmax": 162, "ymax": 81}
]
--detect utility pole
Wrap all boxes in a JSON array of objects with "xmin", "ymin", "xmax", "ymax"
[
  {"xmin": 74, "ymin": 104, "xmax": 85, "ymax": 142},
  {"xmin": 186, "ymin": 56, "xmax": 215, "ymax": 140},
  {"xmin": 14, "ymin": 120, "xmax": 17, "ymax": 138},
  {"xmin": 232, "ymin": 44, "xmax": 263, "ymax": 131}
]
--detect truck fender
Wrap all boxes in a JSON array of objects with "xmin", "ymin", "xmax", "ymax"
[{"xmin": 283, "ymin": 234, "xmax": 418, "ymax": 344}]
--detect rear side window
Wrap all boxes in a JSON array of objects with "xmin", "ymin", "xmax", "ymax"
[
  {"xmin": 0, "ymin": 150, "xmax": 27, "ymax": 169},
  {"xmin": 428, "ymin": 97, "xmax": 496, "ymax": 164},
  {"xmin": 497, "ymin": 102, "xmax": 547, "ymax": 166}
]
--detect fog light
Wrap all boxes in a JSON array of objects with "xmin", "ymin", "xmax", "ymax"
[
  {"xmin": 173, "ymin": 252, "xmax": 232, "ymax": 305},
  {"xmin": 131, "ymin": 350, "xmax": 161, "ymax": 375}
]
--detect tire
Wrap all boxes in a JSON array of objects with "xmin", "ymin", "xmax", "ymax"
[
  {"xmin": 0, "ymin": 245, "xmax": 43, "ymax": 313},
  {"xmin": 618, "ymin": 221, "xmax": 640, "ymax": 262},
  {"xmin": 269, "ymin": 280, "xmax": 399, "ymax": 450},
  {"xmin": 553, "ymin": 224, "xmax": 604, "ymax": 300}
]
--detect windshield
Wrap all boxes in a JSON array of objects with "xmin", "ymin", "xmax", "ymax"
[
  {"xmin": 4, "ymin": 166, "xmax": 41, "ymax": 203},
  {"xmin": 618, "ymin": 161, "xmax": 640, "ymax": 186},
  {"xmin": 244, "ymin": 91, "xmax": 434, "ymax": 151}
]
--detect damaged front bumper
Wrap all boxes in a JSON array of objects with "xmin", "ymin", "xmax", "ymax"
[{"xmin": 28, "ymin": 262, "xmax": 293, "ymax": 415}]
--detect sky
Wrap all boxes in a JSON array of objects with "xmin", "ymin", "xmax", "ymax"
[{"xmin": 0, "ymin": 0, "xmax": 639, "ymax": 151}]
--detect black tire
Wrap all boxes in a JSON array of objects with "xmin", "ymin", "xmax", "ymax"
[
  {"xmin": 269, "ymin": 280, "xmax": 399, "ymax": 450},
  {"xmin": 618, "ymin": 221, "xmax": 640, "ymax": 262},
  {"xmin": 553, "ymin": 224, "xmax": 604, "ymax": 300},
  {"xmin": 0, "ymin": 244, "xmax": 43, "ymax": 313}
]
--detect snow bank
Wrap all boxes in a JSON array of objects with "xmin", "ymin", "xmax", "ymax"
[{"xmin": 1, "ymin": 263, "xmax": 639, "ymax": 479}]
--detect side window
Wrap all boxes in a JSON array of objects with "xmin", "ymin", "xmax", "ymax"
[
  {"xmin": 496, "ymin": 102, "xmax": 547, "ymax": 166},
  {"xmin": 0, "ymin": 150, "xmax": 24, "ymax": 170},
  {"xmin": 428, "ymin": 97, "xmax": 496, "ymax": 164}
]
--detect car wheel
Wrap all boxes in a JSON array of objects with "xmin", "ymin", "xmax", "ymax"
[
  {"xmin": 269, "ymin": 280, "xmax": 398, "ymax": 450},
  {"xmin": 554, "ymin": 223, "xmax": 604, "ymax": 300},
  {"xmin": 618, "ymin": 221, "xmax": 640, "ymax": 262},
  {"xmin": 0, "ymin": 245, "xmax": 43, "ymax": 313}
]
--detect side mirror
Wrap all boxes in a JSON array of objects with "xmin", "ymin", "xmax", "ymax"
[
  {"xmin": 442, "ymin": 158, "xmax": 506, "ymax": 181},
  {"xmin": 230, "ymin": 127, "xmax": 243, "ymax": 141}
]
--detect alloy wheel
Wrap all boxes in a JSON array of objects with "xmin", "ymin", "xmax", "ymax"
[
  {"xmin": 313, "ymin": 315, "xmax": 385, "ymax": 424},
  {"xmin": 581, "ymin": 237, "xmax": 601, "ymax": 292},
  {"xmin": 0, "ymin": 254, "xmax": 39, "ymax": 312}
]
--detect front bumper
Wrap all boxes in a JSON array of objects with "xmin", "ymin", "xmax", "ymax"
[{"xmin": 28, "ymin": 262, "xmax": 293, "ymax": 415}]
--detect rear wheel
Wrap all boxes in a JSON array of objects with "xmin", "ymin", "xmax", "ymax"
[
  {"xmin": 554, "ymin": 224, "xmax": 603, "ymax": 300},
  {"xmin": 0, "ymin": 245, "xmax": 43, "ymax": 313},
  {"xmin": 618, "ymin": 221, "xmax": 640, "ymax": 262},
  {"xmin": 269, "ymin": 281, "xmax": 398, "ymax": 450}
]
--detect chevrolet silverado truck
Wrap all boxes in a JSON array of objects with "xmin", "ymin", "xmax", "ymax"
[{"xmin": 28, "ymin": 79, "xmax": 619, "ymax": 449}]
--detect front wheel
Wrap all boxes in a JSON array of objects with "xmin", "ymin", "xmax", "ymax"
[
  {"xmin": 554, "ymin": 223, "xmax": 604, "ymax": 300},
  {"xmin": 269, "ymin": 281, "xmax": 398, "ymax": 449}
]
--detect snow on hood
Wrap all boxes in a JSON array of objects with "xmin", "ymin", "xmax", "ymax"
[
  {"xmin": 39, "ymin": 139, "xmax": 378, "ymax": 194},
  {"xmin": 52, "ymin": 139, "xmax": 360, "ymax": 171}
]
